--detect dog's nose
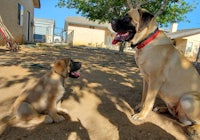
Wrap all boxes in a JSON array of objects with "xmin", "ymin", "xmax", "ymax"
[
  {"xmin": 111, "ymin": 19, "xmax": 118, "ymax": 32},
  {"xmin": 111, "ymin": 19, "xmax": 117, "ymax": 25}
]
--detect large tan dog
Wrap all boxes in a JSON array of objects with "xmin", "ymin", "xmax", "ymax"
[
  {"xmin": 111, "ymin": 8, "xmax": 200, "ymax": 136},
  {"xmin": 1, "ymin": 58, "xmax": 81, "ymax": 127}
]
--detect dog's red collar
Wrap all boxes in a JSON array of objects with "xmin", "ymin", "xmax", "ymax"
[{"xmin": 131, "ymin": 28, "xmax": 160, "ymax": 49}]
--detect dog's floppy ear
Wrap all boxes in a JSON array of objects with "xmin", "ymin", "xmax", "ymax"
[
  {"xmin": 53, "ymin": 60, "xmax": 64, "ymax": 74},
  {"xmin": 138, "ymin": 9, "xmax": 154, "ymax": 31},
  {"xmin": 128, "ymin": 9, "xmax": 140, "ymax": 32},
  {"xmin": 52, "ymin": 58, "xmax": 71, "ymax": 75},
  {"xmin": 128, "ymin": 8, "xmax": 154, "ymax": 32}
]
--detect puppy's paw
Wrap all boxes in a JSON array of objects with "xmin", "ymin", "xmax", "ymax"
[
  {"xmin": 53, "ymin": 114, "xmax": 65, "ymax": 123},
  {"xmin": 131, "ymin": 113, "xmax": 146, "ymax": 121},
  {"xmin": 44, "ymin": 115, "xmax": 53, "ymax": 124}
]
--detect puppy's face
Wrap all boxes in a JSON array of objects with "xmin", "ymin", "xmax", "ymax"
[
  {"xmin": 111, "ymin": 9, "xmax": 154, "ymax": 44},
  {"xmin": 53, "ymin": 58, "xmax": 81, "ymax": 78},
  {"xmin": 69, "ymin": 59, "xmax": 81, "ymax": 78}
]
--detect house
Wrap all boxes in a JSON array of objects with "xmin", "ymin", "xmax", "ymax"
[
  {"xmin": 33, "ymin": 18, "xmax": 55, "ymax": 43},
  {"xmin": 167, "ymin": 27, "xmax": 200, "ymax": 59},
  {"xmin": 64, "ymin": 17, "xmax": 200, "ymax": 58},
  {"xmin": 64, "ymin": 16, "xmax": 115, "ymax": 48},
  {"xmin": 0, "ymin": 0, "xmax": 40, "ymax": 43}
]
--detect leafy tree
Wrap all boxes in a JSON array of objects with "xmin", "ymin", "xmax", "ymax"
[
  {"xmin": 57, "ymin": 0, "xmax": 197, "ymax": 53},
  {"xmin": 57, "ymin": 0, "xmax": 198, "ymax": 26}
]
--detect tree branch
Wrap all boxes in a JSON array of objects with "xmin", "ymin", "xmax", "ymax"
[
  {"xmin": 154, "ymin": 0, "xmax": 169, "ymax": 17},
  {"xmin": 126, "ymin": 0, "xmax": 156, "ymax": 10},
  {"xmin": 126, "ymin": 0, "xmax": 133, "ymax": 9}
]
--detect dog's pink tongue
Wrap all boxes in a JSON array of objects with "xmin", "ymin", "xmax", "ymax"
[
  {"xmin": 112, "ymin": 33, "xmax": 121, "ymax": 44},
  {"xmin": 112, "ymin": 32, "xmax": 128, "ymax": 44},
  {"xmin": 112, "ymin": 39, "xmax": 119, "ymax": 44},
  {"xmin": 71, "ymin": 71, "xmax": 80, "ymax": 77}
]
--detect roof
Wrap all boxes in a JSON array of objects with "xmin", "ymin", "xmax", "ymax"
[
  {"xmin": 65, "ymin": 16, "xmax": 114, "ymax": 33},
  {"xmin": 166, "ymin": 28, "xmax": 200, "ymax": 39},
  {"xmin": 33, "ymin": 0, "xmax": 41, "ymax": 8},
  {"xmin": 65, "ymin": 16, "xmax": 200, "ymax": 38},
  {"xmin": 34, "ymin": 18, "xmax": 55, "ymax": 26}
]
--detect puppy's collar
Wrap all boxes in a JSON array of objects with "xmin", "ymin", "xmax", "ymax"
[
  {"xmin": 54, "ymin": 70, "xmax": 68, "ymax": 78},
  {"xmin": 131, "ymin": 28, "xmax": 160, "ymax": 49}
]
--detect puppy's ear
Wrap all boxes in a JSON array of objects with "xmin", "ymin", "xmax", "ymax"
[
  {"xmin": 138, "ymin": 9, "xmax": 154, "ymax": 31},
  {"xmin": 53, "ymin": 60, "xmax": 64, "ymax": 74},
  {"xmin": 53, "ymin": 60, "xmax": 62, "ymax": 67}
]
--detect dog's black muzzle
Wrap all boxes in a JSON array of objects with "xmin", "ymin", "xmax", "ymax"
[
  {"xmin": 111, "ymin": 14, "xmax": 136, "ymax": 44},
  {"xmin": 69, "ymin": 60, "xmax": 81, "ymax": 78}
]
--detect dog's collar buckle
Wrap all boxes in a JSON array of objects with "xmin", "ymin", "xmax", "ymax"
[{"xmin": 131, "ymin": 28, "xmax": 160, "ymax": 49}]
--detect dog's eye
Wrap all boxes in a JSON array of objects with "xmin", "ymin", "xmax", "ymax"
[
  {"xmin": 70, "ymin": 59, "xmax": 74, "ymax": 64},
  {"xmin": 123, "ymin": 15, "xmax": 131, "ymax": 23}
]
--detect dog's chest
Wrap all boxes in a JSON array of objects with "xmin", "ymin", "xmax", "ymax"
[
  {"xmin": 135, "ymin": 48, "xmax": 164, "ymax": 76},
  {"xmin": 134, "ymin": 49, "xmax": 148, "ymax": 67},
  {"xmin": 56, "ymin": 84, "xmax": 65, "ymax": 102},
  {"xmin": 134, "ymin": 50, "xmax": 148, "ymax": 75},
  {"xmin": 33, "ymin": 83, "xmax": 65, "ymax": 112}
]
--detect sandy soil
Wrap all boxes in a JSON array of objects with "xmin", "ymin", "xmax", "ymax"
[{"xmin": 0, "ymin": 45, "xmax": 199, "ymax": 140}]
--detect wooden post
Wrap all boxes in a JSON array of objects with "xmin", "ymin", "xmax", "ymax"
[{"xmin": 195, "ymin": 45, "xmax": 200, "ymax": 67}]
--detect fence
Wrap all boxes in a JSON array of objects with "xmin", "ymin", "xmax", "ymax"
[{"xmin": 33, "ymin": 25, "xmax": 65, "ymax": 43}]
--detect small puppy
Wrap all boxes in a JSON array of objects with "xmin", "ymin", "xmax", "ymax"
[{"xmin": 3, "ymin": 58, "xmax": 81, "ymax": 126}]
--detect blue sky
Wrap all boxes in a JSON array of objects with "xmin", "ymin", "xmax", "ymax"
[{"xmin": 34, "ymin": 0, "xmax": 200, "ymax": 30}]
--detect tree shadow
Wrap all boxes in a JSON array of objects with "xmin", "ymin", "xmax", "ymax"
[
  {"xmin": 72, "ymin": 67, "xmax": 180, "ymax": 139},
  {"xmin": 96, "ymin": 93, "xmax": 176, "ymax": 140},
  {"xmin": 0, "ymin": 46, "xmax": 191, "ymax": 139},
  {"xmin": 0, "ymin": 114, "xmax": 90, "ymax": 140}
]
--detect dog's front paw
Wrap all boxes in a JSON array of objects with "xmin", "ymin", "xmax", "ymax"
[
  {"xmin": 53, "ymin": 114, "xmax": 65, "ymax": 123},
  {"xmin": 131, "ymin": 113, "xmax": 146, "ymax": 121}
]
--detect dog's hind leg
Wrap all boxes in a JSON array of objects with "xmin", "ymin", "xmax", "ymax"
[
  {"xmin": 16, "ymin": 102, "xmax": 53, "ymax": 125},
  {"xmin": 179, "ymin": 94, "xmax": 200, "ymax": 136}
]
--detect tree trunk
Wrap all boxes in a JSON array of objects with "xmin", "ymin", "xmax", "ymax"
[{"xmin": 119, "ymin": 41, "xmax": 126, "ymax": 54}]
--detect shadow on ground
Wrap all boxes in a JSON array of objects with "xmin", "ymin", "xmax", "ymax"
[{"xmin": 0, "ymin": 46, "xmax": 193, "ymax": 139}]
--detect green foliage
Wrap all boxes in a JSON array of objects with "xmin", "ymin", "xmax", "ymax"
[{"xmin": 57, "ymin": 0, "xmax": 197, "ymax": 26}]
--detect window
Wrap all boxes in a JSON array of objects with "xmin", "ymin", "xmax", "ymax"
[
  {"xmin": 89, "ymin": 26, "xmax": 95, "ymax": 29},
  {"xmin": 186, "ymin": 41, "xmax": 193, "ymax": 53},
  {"xmin": 18, "ymin": 4, "xmax": 24, "ymax": 26}
]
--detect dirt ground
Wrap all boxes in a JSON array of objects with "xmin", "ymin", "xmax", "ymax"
[{"xmin": 0, "ymin": 45, "xmax": 199, "ymax": 140}]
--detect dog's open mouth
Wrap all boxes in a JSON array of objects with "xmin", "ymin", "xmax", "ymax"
[
  {"xmin": 111, "ymin": 16, "xmax": 136, "ymax": 45},
  {"xmin": 69, "ymin": 71, "xmax": 80, "ymax": 78},
  {"xmin": 112, "ymin": 31, "xmax": 134, "ymax": 44},
  {"xmin": 69, "ymin": 61, "xmax": 81, "ymax": 78}
]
